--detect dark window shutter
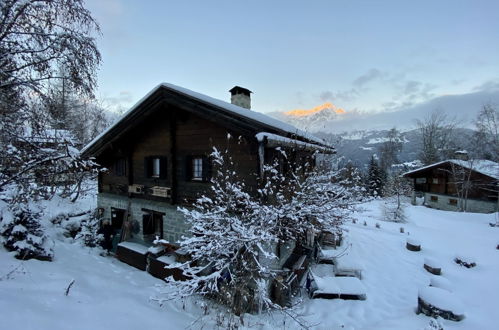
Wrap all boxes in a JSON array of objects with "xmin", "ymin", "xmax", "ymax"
[
  {"xmin": 184, "ymin": 156, "xmax": 192, "ymax": 181},
  {"xmin": 144, "ymin": 157, "xmax": 151, "ymax": 178},
  {"xmin": 159, "ymin": 157, "xmax": 167, "ymax": 179},
  {"xmin": 202, "ymin": 156, "xmax": 212, "ymax": 182}
]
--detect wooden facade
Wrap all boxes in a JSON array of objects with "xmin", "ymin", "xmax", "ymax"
[
  {"xmin": 405, "ymin": 161, "xmax": 498, "ymax": 202},
  {"xmin": 82, "ymin": 83, "xmax": 334, "ymax": 246}
]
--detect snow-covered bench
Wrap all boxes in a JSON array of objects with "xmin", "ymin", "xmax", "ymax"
[
  {"xmin": 311, "ymin": 275, "xmax": 366, "ymax": 300},
  {"xmin": 417, "ymin": 286, "xmax": 465, "ymax": 321}
]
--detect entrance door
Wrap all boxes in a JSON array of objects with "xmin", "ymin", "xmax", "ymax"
[{"xmin": 142, "ymin": 212, "xmax": 164, "ymax": 243}]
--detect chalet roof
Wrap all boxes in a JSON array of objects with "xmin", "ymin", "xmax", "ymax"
[
  {"xmin": 403, "ymin": 159, "xmax": 499, "ymax": 180},
  {"xmin": 81, "ymin": 83, "xmax": 333, "ymax": 157}
]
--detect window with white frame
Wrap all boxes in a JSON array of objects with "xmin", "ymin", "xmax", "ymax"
[{"xmin": 192, "ymin": 157, "xmax": 203, "ymax": 180}]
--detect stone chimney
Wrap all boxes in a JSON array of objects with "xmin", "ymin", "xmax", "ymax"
[
  {"xmin": 454, "ymin": 150, "xmax": 469, "ymax": 161},
  {"xmin": 229, "ymin": 86, "xmax": 252, "ymax": 109}
]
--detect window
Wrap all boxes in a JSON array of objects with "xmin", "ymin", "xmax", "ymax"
[
  {"xmin": 152, "ymin": 158, "xmax": 161, "ymax": 178},
  {"xmin": 185, "ymin": 155, "xmax": 211, "ymax": 182},
  {"xmin": 192, "ymin": 157, "xmax": 203, "ymax": 180},
  {"xmin": 145, "ymin": 156, "xmax": 166, "ymax": 179},
  {"xmin": 430, "ymin": 195, "xmax": 438, "ymax": 202},
  {"xmin": 115, "ymin": 158, "xmax": 126, "ymax": 176},
  {"xmin": 432, "ymin": 178, "xmax": 439, "ymax": 184},
  {"xmin": 449, "ymin": 198, "xmax": 458, "ymax": 205},
  {"xmin": 416, "ymin": 178, "xmax": 427, "ymax": 184}
]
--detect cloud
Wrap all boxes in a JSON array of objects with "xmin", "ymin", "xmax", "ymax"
[
  {"xmin": 473, "ymin": 79, "xmax": 499, "ymax": 92},
  {"xmin": 102, "ymin": 90, "xmax": 134, "ymax": 112},
  {"xmin": 404, "ymin": 81, "xmax": 422, "ymax": 95},
  {"xmin": 352, "ymin": 68, "xmax": 383, "ymax": 87},
  {"xmin": 319, "ymin": 89, "xmax": 359, "ymax": 102}
]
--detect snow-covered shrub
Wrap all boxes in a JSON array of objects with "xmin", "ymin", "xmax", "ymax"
[
  {"xmin": 74, "ymin": 212, "xmax": 102, "ymax": 247},
  {"xmin": 167, "ymin": 147, "xmax": 278, "ymax": 315},
  {"xmin": 425, "ymin": 317, "xmax": 444, "ymax": 330},
  {"xmin": 50, "ymin": 213, "xmax": 69, "ymax": 225},
  {"xmin": 381, "ymin": 197, "xmax": 407, "ymax": 223},
  {"xmin": 0, "ymin": 204, "xmax": 53, "ymax": 261},
  {"xmin": 164, "ymin": 146, "xmax": 360, "ymax": 317}
]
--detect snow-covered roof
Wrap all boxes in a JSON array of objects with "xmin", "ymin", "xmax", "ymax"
[
  {"xmin": 256, "ymin": 132, "xmax": 335, "ymax": 153},
  {"xmin": 403, "ymin": 159, "xmax": 499, "ymax": 180},
  {"xmin": 82, "ymin": 83, "xmax": 331, "ymax": 155},
  {"xmin": 23, "ymin": 127, "xmax": 75, "ymax": 144}
]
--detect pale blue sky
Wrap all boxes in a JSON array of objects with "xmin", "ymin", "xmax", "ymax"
[{"xmin": 87, "ymin": 0, "xmax": 499, "ymax": 115}]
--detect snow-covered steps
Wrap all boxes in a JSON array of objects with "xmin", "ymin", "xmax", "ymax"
[{"xmin": 116, "ymin": 241, "xmax": 149, "ymax": 271}]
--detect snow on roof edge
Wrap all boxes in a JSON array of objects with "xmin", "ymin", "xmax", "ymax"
[
  {"xmin": 81, "ymin": 83, "xmax": 165, "ymax": 155},
  {"xmin": 403, "ymin": 159, "xmax": 499, "ymax": 180},
  {"xmin": 81, "ymin": 83, "xmax": 331, "ymax": 155},
  {"xmin": 159, "ymin": 83, "xmax": 330, "ymax": 146}
]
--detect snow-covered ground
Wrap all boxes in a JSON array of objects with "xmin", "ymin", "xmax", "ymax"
[{"xmin": 1, "ymin": 198, "xmax": 498, "ymax": 329}]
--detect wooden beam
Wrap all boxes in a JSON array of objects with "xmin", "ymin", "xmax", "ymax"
[{"xmin": 170, "ymin": 108, "xmax": 178, "ymax": 205}]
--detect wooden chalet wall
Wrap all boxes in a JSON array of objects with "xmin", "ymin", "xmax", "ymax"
[
  {"xmin": 410, "ymin": 164, "xmax": 497, "ymax": 201},
  {"xmin": 97, "ymin": 101, "xmax": 260, "ymax": 205}
]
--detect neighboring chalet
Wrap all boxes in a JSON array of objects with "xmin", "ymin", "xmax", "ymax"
[
  {"xmin": 81, "ymin": 84, "xmax": 334, "ymax": 252},
  {"xmin": 404, "ymin": 156, "xmax": 499, "ymax": 213}
]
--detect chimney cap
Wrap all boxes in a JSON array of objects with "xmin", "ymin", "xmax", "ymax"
[{"xmin": 229, "ymin": 86, "xmax": 252, "ymax": 96}]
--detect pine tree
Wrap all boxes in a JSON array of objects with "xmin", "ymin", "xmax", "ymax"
[
  {"xmin": 0, "ymin": 204, "xmax": 53, "ymax": 260},
  {"xmin": 367, "ymin": 156, "xmax": 385, "ymax": 197}
]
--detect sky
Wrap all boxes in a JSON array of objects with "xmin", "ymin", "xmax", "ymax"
[{"xmin": 86, "ymin": 0, "xmax": 499, "ymax": 116}]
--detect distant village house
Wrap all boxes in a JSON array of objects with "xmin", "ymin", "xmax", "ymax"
[{"xmin": 403, "ymin": 152, "xmax": 498, "ymax": 213}]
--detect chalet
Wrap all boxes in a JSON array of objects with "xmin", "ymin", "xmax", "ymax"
[
  {"xmin": 403, "ymin": 157, "xmax": 499, "ymax": 213},
  {"xmin": 81, "ymin": 83, "xmax": 334, "ymax": 257}
]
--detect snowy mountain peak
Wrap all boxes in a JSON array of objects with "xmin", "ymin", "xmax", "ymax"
[{"xmin": 283, "ymin": 102, "xmax": 346, "ymax": 118}]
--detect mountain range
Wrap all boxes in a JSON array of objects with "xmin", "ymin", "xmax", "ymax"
[
  {"xmin": 268, "ymin": 89, "xmax": 499, "ymax": 168},
  {"xmin": 269, "ymin": 88, "xmax": 499, "ymax": 134}
]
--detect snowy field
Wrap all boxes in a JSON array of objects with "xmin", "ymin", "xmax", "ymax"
[{"xmin": 1, "ymin": 198, "xmax": 498, "ymax": 330}]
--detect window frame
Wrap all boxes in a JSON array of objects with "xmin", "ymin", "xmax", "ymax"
[
  {"xmin": 114, "ymin": 158, "xmax": 127, "ymax": 177},
  {"xmin": 145, "ymin": 156, "xmax": 167, "ymax": 179},
  {"xmin": 192, "ymin": 157, "xmax": 203, "ymax": 181},
  {"xmin": 185, "ymin": 155, "xmax": 211, "ymax": 182}
]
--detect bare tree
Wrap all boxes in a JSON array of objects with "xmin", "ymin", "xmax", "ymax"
[
  {"xmin": 379, "ymin": 127, "xmax": 403, "ymax": 172},
  {"xmin": 472, "ymin": 103, "xmax": 499, "ymax": 161},
  {"xmin": 416, "ymin": 110, "xmax": 457, "ymax": 165},
  {"xmin": 0, "ymin": 0, "xmax": 102, "ymax": 201},
  {"xmin": 0, "ymin": 0, "xmax": 101, "ymax": 98}
]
